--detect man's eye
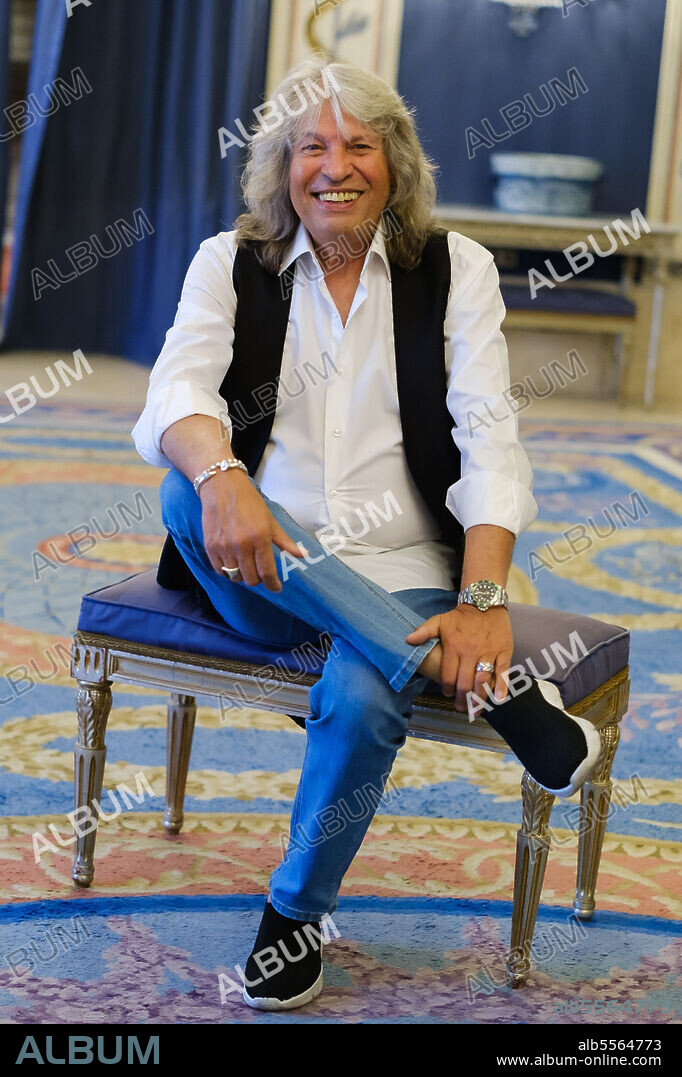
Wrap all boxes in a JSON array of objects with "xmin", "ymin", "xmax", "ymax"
[{"xmin": 302, "ymin": 143, "xmax": 323, "ymax": 152}]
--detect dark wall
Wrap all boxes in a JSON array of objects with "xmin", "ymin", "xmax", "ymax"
[{"xmin": 397, "ymin": 0, "xmax": 667, "ymax": 213}]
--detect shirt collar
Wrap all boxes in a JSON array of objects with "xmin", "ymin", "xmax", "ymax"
[{"xmin": 278, "ymin": 217, "xmax": 391, "ymax": 279}]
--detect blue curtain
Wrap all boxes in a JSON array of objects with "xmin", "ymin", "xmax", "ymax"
[
  {"xmin": 2, "ymin": 0, "xmax": 68, "ymax": 335},
  {"xmin": 0, "ymin": 0, "xmax": 13, "ymax": 280},
  {"xmin": 2, "ymin": 0, "xmax": 272, "ymax": 362}
]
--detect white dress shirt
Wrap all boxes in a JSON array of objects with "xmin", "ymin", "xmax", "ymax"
[{"xmin": 132, "ymin": 221, "xmax": 537, "ymax": 594}]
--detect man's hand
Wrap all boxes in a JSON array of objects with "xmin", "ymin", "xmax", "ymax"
[
  {"xmin": 200, "ymin": 470, "xmax": 306, "ymax": 591},
  {"xmin": 406, "ymin": 605, "xmax": 514, "ymax": 712}
]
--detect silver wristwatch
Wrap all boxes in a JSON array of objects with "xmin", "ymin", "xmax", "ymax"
[{"xmin": 457, "ymin": 579, "xmax": 508, "ymax": 612}]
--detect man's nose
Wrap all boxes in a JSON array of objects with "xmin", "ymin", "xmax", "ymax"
[{"xmin": 320, "ymin": 145, "xmax": 353, "ymax": 182}]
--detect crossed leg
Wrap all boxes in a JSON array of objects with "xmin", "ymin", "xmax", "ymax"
[{"xmin": 160, "ymin": 467, "xmax": 443, "ymax": 692}]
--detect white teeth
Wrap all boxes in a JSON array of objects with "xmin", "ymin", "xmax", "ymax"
[{"xmin": 316, "ymin": 192, "xmax": 361, "ymax": 202}]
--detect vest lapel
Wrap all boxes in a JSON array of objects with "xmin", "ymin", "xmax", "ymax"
[{"xmin": 219, "ymin": 249, "xmax": 294, "ymax": 475}]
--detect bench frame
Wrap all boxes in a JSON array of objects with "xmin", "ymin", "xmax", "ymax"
[{"xmin": 70, "ymin": 630, "xmax": 630, "ymax": 988}]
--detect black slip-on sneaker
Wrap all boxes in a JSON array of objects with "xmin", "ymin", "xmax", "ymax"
[
  {"xmin": 478, "ymin": 678, "xmax": 601, "ymax": 798},
  {"xmin": 241, "ymin": 901, "xmax": 324, "ymax": 1011}
]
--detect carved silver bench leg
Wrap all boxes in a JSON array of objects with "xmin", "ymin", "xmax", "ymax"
[
  {"xmin": 164, "ymin": 693, "xmax": 197, "ymax": 833},
  {"xmin": 72, "ymin": 644, "xmax": 113, "ymax": 888},
  {"xmin": 507, "ymin": 771, "xmax": 555, "ymax": 988},
  {"xmin": 574, "ymin": 723, "xmax": 620, "ymax": 920}
]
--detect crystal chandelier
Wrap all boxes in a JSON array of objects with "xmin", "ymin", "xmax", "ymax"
[{"xmin": 489, "ymin": 0, "xmax": 564, "ymax": 38}]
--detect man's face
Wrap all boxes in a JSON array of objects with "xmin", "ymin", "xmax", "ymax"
[{"xmin": 288, "ymin": 101, "xmax": 391, "ymax": 251}]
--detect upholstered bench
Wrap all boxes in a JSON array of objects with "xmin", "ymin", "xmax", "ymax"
[
  {"xmin": 500, "ymin": 283, "xmax": 636, "ymax": 399},
  {"xmin": 70, "ymin": 569, "xmax": 630, "ymax": 987}
]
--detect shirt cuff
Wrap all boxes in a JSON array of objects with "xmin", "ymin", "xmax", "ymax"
[
  {"xmin": 446, "ymin": 471, "xmax": 538, "ymax": 536},
  {"xmin": 131, "ymin": 381, "xmax": 232, "ymax": 468}
]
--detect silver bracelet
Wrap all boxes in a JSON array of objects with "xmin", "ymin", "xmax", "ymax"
[{"xmin": 193, "ymin": 457, "xmax": 248, "ymax": 494}]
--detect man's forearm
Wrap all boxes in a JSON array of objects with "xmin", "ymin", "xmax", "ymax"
[
  {"xmin": 160, "ymin": 415, "xmax": 234, "ymax": 483},
  {"xmin": 460, "ymin": 523, "xmax": 515, "ymax": 590}
]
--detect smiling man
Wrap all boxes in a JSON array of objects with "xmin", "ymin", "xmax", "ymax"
[{"xmin": 132, "ymin": 57, "xmax": 600, "ymax": 1011}]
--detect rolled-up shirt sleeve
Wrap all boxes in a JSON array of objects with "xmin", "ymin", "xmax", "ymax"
[
  {"xmin": 444, "ymin": 234, "xmax": 538, "ymax": 536},
  {"xmin": 131, "ymin": 233, "xmax": 237, "ymax": 468}
]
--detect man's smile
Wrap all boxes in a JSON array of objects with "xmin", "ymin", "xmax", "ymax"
[{"xmin": 311, "ymin": 190, "xmax": 364, "ymax": 203}]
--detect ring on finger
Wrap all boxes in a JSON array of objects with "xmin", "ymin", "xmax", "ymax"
[
  {"xmin": 475, "ymin": 660, "xmax": 495, "ymax": 674},
  {"xmin": 221, "ymin": 564, "xmax": 241, "ymax": 580}
]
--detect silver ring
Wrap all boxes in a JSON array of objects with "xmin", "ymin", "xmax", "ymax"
[
  {"xmin": 221, "ymin": 565, "xmax": 241, "ymax": 580},
  {"xmin": 475, "ymin": 660, "xmax": 495, "ymax": 674}
]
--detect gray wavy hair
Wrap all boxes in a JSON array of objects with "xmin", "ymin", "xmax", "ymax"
[{"xmin": 235, "ymin": 55, "xmax": 440, "ymax": 273}]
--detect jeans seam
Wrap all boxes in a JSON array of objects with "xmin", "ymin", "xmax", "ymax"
[
  {"xmin": 269, "ymin": 724, "xmax": 312, "ymax": 907},
  {"xmin": 356, "ymin": 579, "xmax": 417, "ymax": 627},
  {"xmin": 260, "ymin": 487, "xmax": 420, "ymax": 630},
  {"xmin": 284, "ymin": 731, "xmax": 310, "ymax": 857}
]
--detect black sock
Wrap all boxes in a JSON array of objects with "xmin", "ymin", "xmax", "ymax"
[
  {"xmin": 243, "ymin": 901, "xmax": 322, "ymax": 1001},
  {"xmin": 479, "ymin": 679, "xmax": 592, "ymax": 792}
]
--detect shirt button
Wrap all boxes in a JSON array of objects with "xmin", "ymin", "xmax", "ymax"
[
  {"xmin": 329, "ymin": 490, "xmax": 339, "ymax": 498},
  {"xmin": 336, "ymin": 367, "xmax": 344, "ymax": 376},
  {"xmin": 333, "ymin": 428, "xmax": 341, "ymax": 437}
]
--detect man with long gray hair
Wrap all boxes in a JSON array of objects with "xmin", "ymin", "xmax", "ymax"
[{"xmin": 132, "ymin": 57, "xmax": 599, "ymax": 1010}]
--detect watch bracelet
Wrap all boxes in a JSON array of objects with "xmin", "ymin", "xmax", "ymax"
[{"xmin": 457, "ymin": 580, "xmax": 508, "ymax": 610}]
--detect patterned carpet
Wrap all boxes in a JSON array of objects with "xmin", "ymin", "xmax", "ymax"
[{"xmin": 0, "ymin": 400, "xmax": 680, "ymax": 1024}]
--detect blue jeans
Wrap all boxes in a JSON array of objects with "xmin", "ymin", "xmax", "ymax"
[{"xmin": 161, "ymin": 468, "xmax": 460, "ymax": 920}]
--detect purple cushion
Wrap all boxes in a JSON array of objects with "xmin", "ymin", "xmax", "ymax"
[{"xmin": 77, "ymin": 570, "xmax": 629, "ymax": 708}]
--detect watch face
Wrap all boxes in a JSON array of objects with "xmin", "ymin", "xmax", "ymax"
[{"xmin": 470, "ymin": 580, "xmax": 499, "ymax": 611}]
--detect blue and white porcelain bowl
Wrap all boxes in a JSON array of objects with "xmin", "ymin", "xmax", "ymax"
[{"xmin": 490, "ymin": 152, "xmax": 604, "ymax": 216}]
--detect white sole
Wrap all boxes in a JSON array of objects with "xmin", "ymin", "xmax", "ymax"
[
  {"xmin": 242, "ymin": 968, "xmax": 323, "ymax": 1011},
  {"xmin": 534, "ymin": 680, "xmax": 602, "ymax": 799}
]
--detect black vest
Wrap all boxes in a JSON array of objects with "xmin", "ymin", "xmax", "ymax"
[{"xmin": 157, "ymin": 230, "xmax": 465, "ymax": 594}]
